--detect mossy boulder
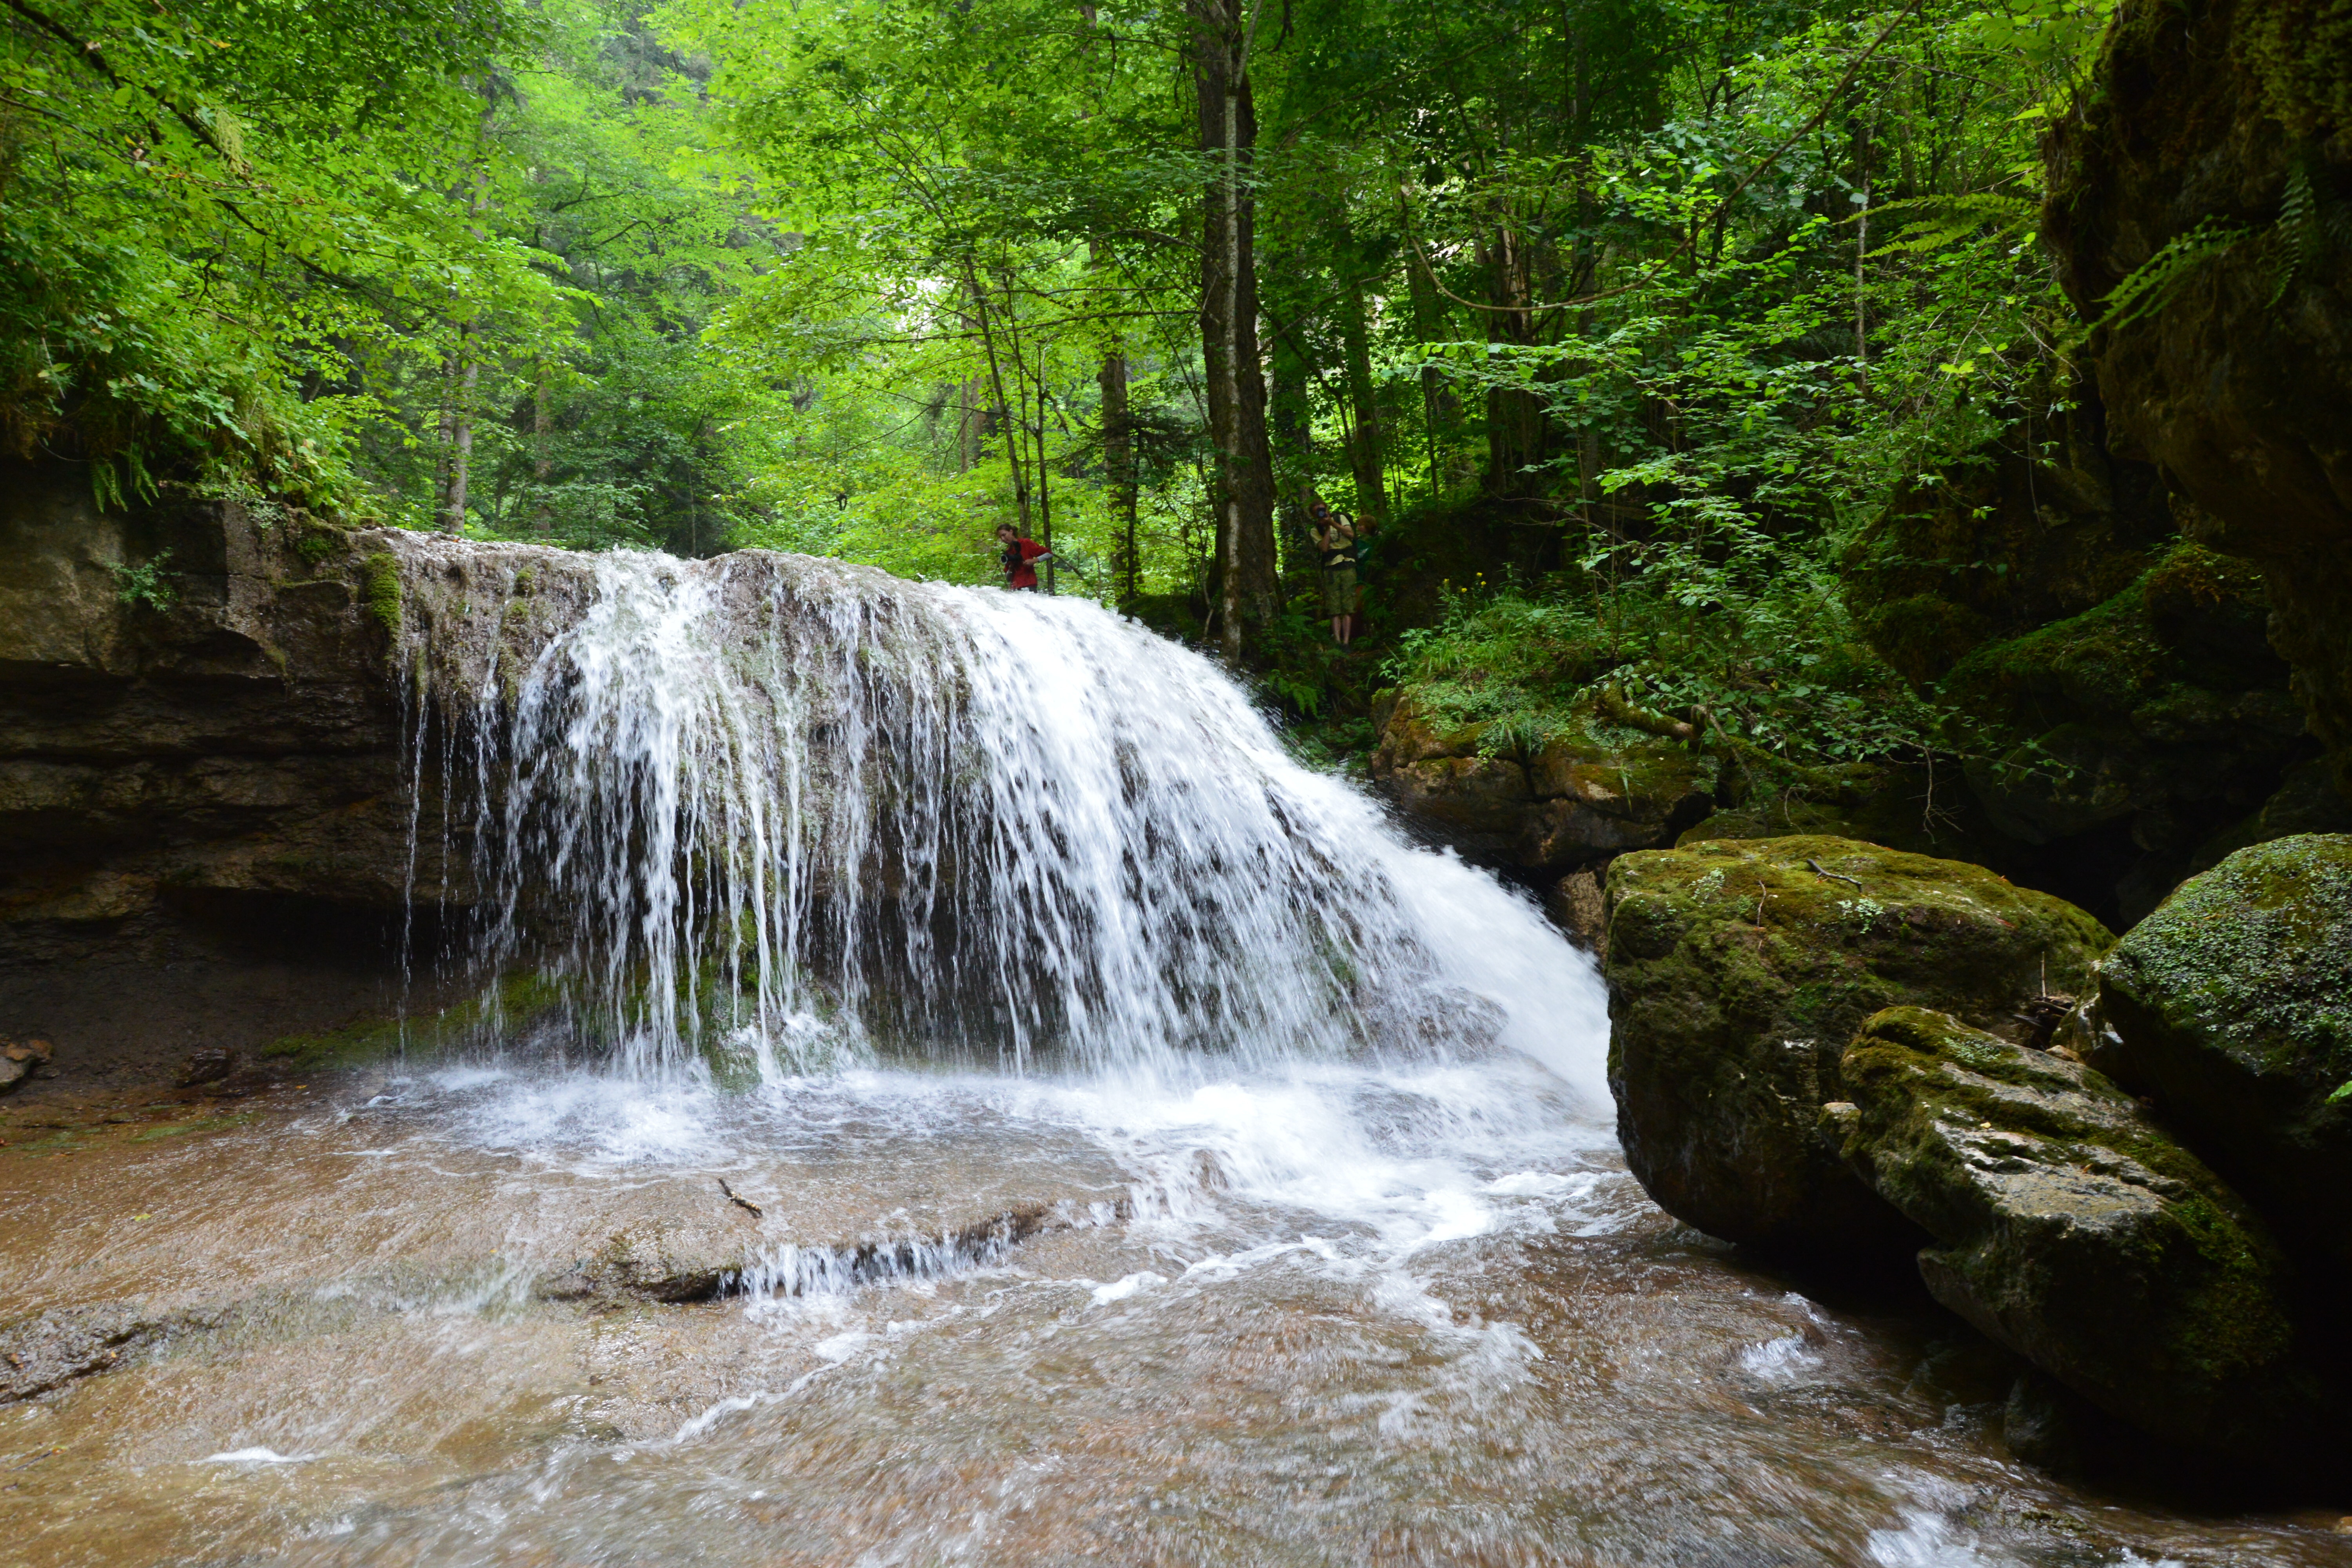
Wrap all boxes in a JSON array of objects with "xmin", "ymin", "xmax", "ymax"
[
  {"xmin": 1372, "ymin": 691, "xmax": 1715, "ymax": 873},
  {"xmin": 1520, "ymin": 708, "xmax": 1717, "ymax": 867},
  {"xmin": 1944, "ymin": 542, "xmax": 2302, "ymax": 852},
  {"xmin": 2092, "ymin": 835, "xmax": 2352, "ymax": 1293},
  {"xmin": 1843, "ymin": 380, "xmax": 2174, "ymax": 688},
  {"xmin": 1831, "ymin": 1007, "xmax": 2324, "ymax": 1459},
  {"xmin": 1371, "ymin": 696, "xmax": 1535, "ymax": 852},
  {"xmin": 1603, "ymin": 836, "xmax": 2112, "ymax": 1256}
]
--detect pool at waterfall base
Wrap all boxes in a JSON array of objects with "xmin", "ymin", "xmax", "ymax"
[{"xmin": 2, "ymin": 1058, "xmax": 2346, "ymax": 1565}]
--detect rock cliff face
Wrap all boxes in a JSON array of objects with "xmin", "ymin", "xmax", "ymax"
[
  {"xmin": 0, "ymin": 465, "xmax": 454, "ymax": 1086},
  {"xmin": 1835, "ymin": 361, "xmax": 2330, "ymax": 926},
  {"xmin": 2045, "ymin": 0, "xmax": 2352, "ymax": 799}
]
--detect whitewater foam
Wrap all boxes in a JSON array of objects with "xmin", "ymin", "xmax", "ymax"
[{"xmin": 383, "ymin": 543, "xmax": 1610, "ymax": 1099}]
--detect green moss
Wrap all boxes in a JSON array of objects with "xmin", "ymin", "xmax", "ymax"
[
  {"xmin": 1937, "ymin": 541, "xmax": 2294, "ymax": 844},
  {"xmin": 265, "ymin": 971, "xmax": 564, "ymax": 1071},
  {"xmin": 2234, "ymin": 0, "xmax": 2352, "ymax": 139},
  {"xmin": 130, "ymin": 1112, "xmax": 258, "ymax": 1142},
  {"xmin": 361, "ymin": 551, "xmax": 402, "ymax": 636},
  {"xmin": 2105, "ymin": 834, "xmax": 2352, "ymax": 1076},
  {"xmin": 1947, "ymin": 576, "xmax": 2163, "ymax": 719},
  {"xmin": 1601, "ymin": 835, "xmax": 2113, "ymax": 1252},
  {"xmin": 1945, "ymin": 541, "xmax": 2266, "ymax": 730},
  {"xmin": 1856, "ymin": 593, "xmax": 1997, "ymax": 688},
  {"xmin": 1839, "ymin": 1006, "xmax": 2301, "ymax": 1419},
  {"xmin": 294, "ymin": 522, "xmax": 348, "ymax": 566},
  {"xmin": 2140, "ymin": 538, "xmax": 2250, "ymax": 609}
]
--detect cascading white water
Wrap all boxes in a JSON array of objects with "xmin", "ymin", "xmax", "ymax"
[{"xmin": 393, "ymin": 542, "xmax": 1608, "ymax": 1094}]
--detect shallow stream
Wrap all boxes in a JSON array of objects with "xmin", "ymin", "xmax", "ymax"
[
  {"xmin": 6, "ymin": 548, "xmax": 2345, "ymax": 1564},
  {"xmin": 6, "ymin": 1061, "xmax": 2347, "ymax": 1564}
]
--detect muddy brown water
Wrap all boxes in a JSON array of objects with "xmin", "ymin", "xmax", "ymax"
[{"xmin": 0, "ymin": 1060, "xmax": 2345, "ymax": 1568}]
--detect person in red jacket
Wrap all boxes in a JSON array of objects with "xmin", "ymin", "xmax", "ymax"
[{"xmin": 996, "ymin": 523, "xmax": 1051, "ymax": 591}]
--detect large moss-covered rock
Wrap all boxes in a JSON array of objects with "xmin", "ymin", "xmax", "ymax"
[
  {"xmin": 1843, "ymin": 380, "xmax": 2176, "ymax": 688},
  {"xmin": 1830, "ymin": 1007, "xmax": 2323, "ymax": 1458},
  {"xmin": 1603, "ymin": 836, "xmax": 2112, "ymax": 1256},
  {"xmin": 1372, "ymin": 692, "xmax": 1715, "ymax": 874},
  {"xmin": 1942, "ymin": 542, "xmax": 2303, "ymax": 853},
  {"xmin": 2046, "ymin": 0, "xmax": 2352, "ymax": 799},
  {"xmin": 2092, "ymin": 835, "xmax": 2352, "ymax": 1292}
]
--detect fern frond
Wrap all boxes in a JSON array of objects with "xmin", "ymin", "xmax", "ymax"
[
  {"xmin": 2270, "ymin": 157, "xmax": 2319, "ymax": 305},
  {"xmin": 2078, "ymin": 217, "xmax": 2249, "ymax": 345},
  {"xmin": 1866, "ymin": 193, "xmax": 2039, "ymax": 259}
]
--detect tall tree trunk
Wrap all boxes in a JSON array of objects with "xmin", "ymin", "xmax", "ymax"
[
  {"xmin": 1404, "ymin": 238, "xmax": 1452, "ymax": 501},
  {"xmin": 1192, "ymin": 0, "xmax": 1278, "ymax": 662},
  {"xmin": 1481, "ymin": 225, "xmax": 1548, "ymax": 496},
  {"xmin": 531, "ymin": 353, "xmax": 552, "ymax": 535},
  {"xmin": 1033, "ymin": 342, "xmax": 1055, "ymax": 595},
  {"xmin": 438, "ymin": 328, "xmax": 478, "ymax": 535},
  {"xmin": 1269, "ymin": 327, "xmax": 1313, "ymax": 582},
  {"xmin": 1854, "ymin": 121, "xmax": 1873, "ymax": 401},
  {"xmin": 959, "ymin": 375, "xmax": 981, "ymax": 473},
  {"xmin": 439, "ymin": 86, "xmax": 497, "ymax": 537},
  {"xmin": 965, "ymin": 265, "xmax": 1031, "ymax": 535},
  {"xmin": 1336, "ymin": 272, "xmax": 1386, "ymax": 525},
  {"xmin": 1098, "ymin": 348, "xmax": 1138, "ymax": 604}
]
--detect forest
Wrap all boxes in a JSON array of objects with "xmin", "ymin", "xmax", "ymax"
[
  {"xmin": 9, "ymin": 0, "xmax": 2352, "ymax": 1532},
  {"xmin": 2, "ymin": 0, "xmax": 2118, "ymax": 762}
]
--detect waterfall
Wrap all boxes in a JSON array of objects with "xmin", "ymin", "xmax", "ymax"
[{"xmin": 384, "ymin": 539, "xmax": 1605, "ymax": 1095}]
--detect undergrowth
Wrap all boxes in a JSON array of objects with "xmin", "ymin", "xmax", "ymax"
[{"xmin": 1385, "ymin": 541, "xmax": 1945, "ymax": 770}]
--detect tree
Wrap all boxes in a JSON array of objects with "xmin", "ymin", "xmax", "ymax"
[{"xmin": 1190, "ymin": 0, "xmax": 1280, "ymax": 657}]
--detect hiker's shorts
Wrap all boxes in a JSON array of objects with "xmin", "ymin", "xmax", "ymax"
[{"xmin": 1321, "ymin": 563, "xmax": 1360, "ymax": 616}]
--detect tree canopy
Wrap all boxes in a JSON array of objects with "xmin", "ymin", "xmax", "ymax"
[{"xmin": 4, "ymin": 0, "xmax": 2126, "ymax": 757}]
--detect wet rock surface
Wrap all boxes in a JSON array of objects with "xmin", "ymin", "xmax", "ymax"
[
  {"xmin": 539, "ymin": 1198, "xmax": 1083, "ymax": 1307},
  {"xmin": 0, "ymin": 1071, "xmax": 2338, "ymax": 1564},
  {"xmin": 0, "ymin": 463, "xmax": 447, "ymax": 1086},
  {"xmin": 2092, "ymin": 834, "xmax": 2352, "ymax": 1294},
  {"xmin": 0, "ymin": 1303, "xmax": 175, "ymax": 1403},
  {"xmin": 0, "ymin": 1038, "xmax": 53, "ymax": 1093},
  {"xmin": 1602, "ymin": 836, "xmax": 2112, "ymax": 1258},
  {"xmin": 1831, "ymin": 1007, "xmax": 2327, "ymax": 1461}
]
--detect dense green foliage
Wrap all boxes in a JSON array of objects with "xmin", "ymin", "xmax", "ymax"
[
  {"xmin": 6, "ymin": 0, "xmax": 2130, "ymax": 765},
  {"xmin": 2, "ymin": 0, "xmax": 784, "ymax": 545}
]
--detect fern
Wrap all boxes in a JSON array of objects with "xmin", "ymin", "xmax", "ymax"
[
  {"xmin": 2074, "ymin": 216, "xmax": 2250, "ymax": 346},
  {"xmin": 1867, "ymin": 193, "xmax": 2039, "ymax": 259},
  {"xmin": 110, "ymin": 548, "xmax": 177, "ymax": 612},
  {"xmin": 2268, "ymin": 150, "xmax": 2349, "ymax": 304}
]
